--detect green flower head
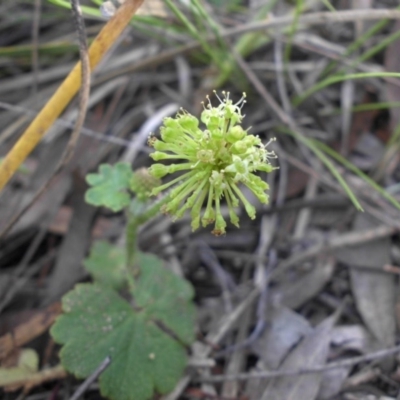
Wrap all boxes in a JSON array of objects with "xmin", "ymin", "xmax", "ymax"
[{"xmin": 148, "ymin": 92, "xmax": 277, "ymax": 235}]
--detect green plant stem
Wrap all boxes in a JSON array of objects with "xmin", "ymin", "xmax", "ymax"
[
  {"xmin": 293, "ymin": 72, "xmax": 400, "ymax": 106},
  {"xmin": 297, "ymin": 5, "xmax": 400, "ymax": 108},
  {"xmin": 320, "ymin": 0, "xmax": 336, "ymax": 12},
  {"xmin": 213, "ymin": 0, "xmax": 278, "ymax": 89},
  {"xmin": 318, "ymin": 101, "xmax": 400, "ymax": 117},
  {"xmin": 319, "ymin": 4, "xmax": 400, "ymax": 80},
  {"xmin": 125, "ymin": 217, "xmax": 140, "ymax": 277},
  {"xmin": 389, "ymin": 122, "xmax": 400, "ymax": 146},
  {"xmin": 279, "ymin": 126, "xmax": 363, "ymax": 211},
  {"xmin": 313, "ymin": 140, "xmax": 400, "ymax": 211},
  {"xmin": 125, "ymin": 192, "xmax": 172, "ymax": 268},
  {"xmin": 320, "ymin": 19, "xmax": 389, "ymax": 79},
  {"xmin": 355, "ymin": 28, "xmax": 400, "ymax": 66},
  {"xmin": 191, "ymin": 0, "xmax": 224, "ymax": 49},
  {"xmin": 164, "ymin": 0, "xmax": 224, "ymax": 71},
  {"xmin": 284, "ymin": 0, "xmax": 304, "ymax": 64}
]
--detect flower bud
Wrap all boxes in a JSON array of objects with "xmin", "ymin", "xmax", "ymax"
[
  {"xmin": 257, "ymin": 163, "xmax": 274, "ymax": 173},
  {"xmin": 160, "ymin": 126, "xmax": 178, "ymax": 142},
  {"xmin": 130, "ymin": 168, "xmax": 161, "ymax": 200},
  {"xmin": 148, "ymin": 164, "xmax": 170, "ymax": 179},
  {"xmin": 212, "ymin": 214, "xmax": 227, "ymax": 236},
  {"xmin": 150, "ymin": 151, "xmax": 170, "ymax": 161},
  {"xmin": 226, "ymin": 125, "xmax": 246, "ymax": 143},
  {"xmin": 153, "ymin": 140, "xmax": 172, "ymax": 152},
  {"xmin": 163, "ymin": 117, "xmax": 182, "ymax": 131},
  {"xmin": 231, "ymin": 140, "xmax": 248, "ymax": 155},
  {"xmin": 209, "ymin": 115, "xmax": 222, "ymax": 131},
  {"xmin": 178, "ymin": 114, "xmax": 199, "ymax": 131}
]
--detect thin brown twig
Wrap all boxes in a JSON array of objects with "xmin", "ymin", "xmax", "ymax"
[
  {"xmin": 232, "ymin": 9, "xmax": 400, "ymax": 37},
  {"xmin": 8, "ymin": 365, "xmax": 67, "ymax": 393},
  {"xmin": 31, "ymin": 0, "xmax": 42, "ymax": 95},
  {"xmin": 0, "ymin": 0, "xmax": 91, "ymax": 238},
  {"xmin": 0, "ymin": 226, "xmax": 49, "ymax": 313},
  {"xmin": 69, "ymin": 357, "xmax": 111, "ymax": 400},
  {"xmin": 232, "ymin": 45, "xmax": 321, "ymax": 179},
  {"xmin": 0, "ymin": 250, "xmax": 57, "ymax": 314},
  {"xmin": 196, "ymin": 344, "xmax": 400, "ymax": 383},
  {"xmin": 281, "ymin": 152, "xmax": 400, "ymax": 230},
  {"xmin": 163, "ymin": 288, "xmax": 260, "ymax": 400},
  {"xmin": 271, "ymin": 224, "xmax": 396, "ymax": 280},
  {"xmin": 232, "ymin": 45, "xmax": 322, "ymax": 192},
  {"xmin": 232, "ymin": 49, "xmax": 290, "ymax": 125},
  {"xmin": 273, "ymin": 33, "xmax": 292, "ymax": 115},
  {"xmin": 0, "ymin": 101, "xmax": 133, "ymax": 148},
  {"xmin": 64, "ymin": 0, "xmax": 91, "ymax": 163}
]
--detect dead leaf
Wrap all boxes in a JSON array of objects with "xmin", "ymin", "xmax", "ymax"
[
  {"xmin": 251, "ymin": 306, "xmax": 311, "ymax": 370},
  {"xmin": 274, "ymin": 255, "xmax": 335, "ymax": 309},
  {"xmin": 335, "ymin": 213, "xmax": 396, "ymax": 347},
  {"xmin": 331, "ymin": 325, "xmax": 375, "ymax": 354},
  {"xmin": 285, "ymin": 166, "xmax": 309, "ymax": 199},
  {"xmin": 318, "ymin": 324, "xmax": 377, "ymax": 398},
  {"xmin": 347, "ymin": 91, "xmax": 379, "ymax": 152},
  {"xmin": 318, "ymin": 366, "xmax": 352, "ymax": 400},
  {"xmin": 260, "ymin": 313, "xmax": 337, "ymax": 400},
  {"xmin": 0, "ymin": 303, "xmax": 61, "ymax": 360},
  {"xmin": 349, "ymin": 133, "xmax": 385, "ymax": 170},
  {"xmin": 43, "ymin": 173, "xmax": 96, "ymax": 304}
]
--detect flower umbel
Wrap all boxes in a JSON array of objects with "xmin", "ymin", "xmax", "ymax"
[{"xmin": 148, "ymin": 92, "xmax": 276, "ymax": 235}]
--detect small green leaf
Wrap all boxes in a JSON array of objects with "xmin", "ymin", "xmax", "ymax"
[
  {"xmin": 51, "ymin": 253, "xmax": 196, "ymax": 400},
  {"xmin": 83, "ymin": 241, "xmax": 126, "ymax": 290},
  {"xmin": 85, "ymin": 163, "xmax": 133, "ymax": 212}
]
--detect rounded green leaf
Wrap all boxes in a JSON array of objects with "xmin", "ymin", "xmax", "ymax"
[{"xmin": 85, "ymin": 163, "xmax": 133, "ymax": 212}]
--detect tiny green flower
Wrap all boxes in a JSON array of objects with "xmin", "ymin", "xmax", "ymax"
[{"xmin": 148, "ymin": 92, "xmax": 277, "ymax": 235}]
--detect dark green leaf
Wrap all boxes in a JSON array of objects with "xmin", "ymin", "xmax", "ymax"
[
  {"xmin": 131, "ymin": 252, "xmax": 195, "ymax": 345},
  {"xmin": 51, "ymin": 253, "xmax": 196, "ymax": 400}
]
